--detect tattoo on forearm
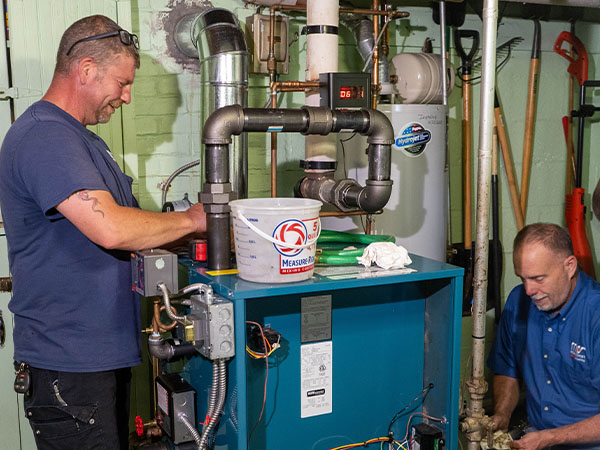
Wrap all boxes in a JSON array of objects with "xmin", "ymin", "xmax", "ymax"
[{"xmin": 78, "ymin": 190, "xmax": 105, "ymax": 218}]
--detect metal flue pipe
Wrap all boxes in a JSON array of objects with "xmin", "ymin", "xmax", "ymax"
[
  {"xmin": 461, "ymin": 0, "xmax": 498, "ymax": 449},
  {"xmin": 200, "ymin": 105, "xmax": 394, "ymax": 270}
]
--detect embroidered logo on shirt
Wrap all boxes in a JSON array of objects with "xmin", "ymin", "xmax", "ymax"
[{"xmin": 570, "ymin": 341, "xmax": 586, "ymax": 363}]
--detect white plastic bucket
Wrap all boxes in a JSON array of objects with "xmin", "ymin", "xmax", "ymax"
[{"xmin": 230, "ymin": 198, "xmax": 322, "ymax": 283}]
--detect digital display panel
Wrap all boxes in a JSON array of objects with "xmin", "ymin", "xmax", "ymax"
[
  {"xmin": 339, "ymin": 86, "xmax": 364, "ymax": 100},
  {"xmin": 319, "ymin": 73, "xmax": 371, "ymax": 109}
]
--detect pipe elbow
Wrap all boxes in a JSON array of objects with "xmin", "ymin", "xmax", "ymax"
[
  {"xmin": 363, "ymin": 109, "xmax": 395, "ymax": 145},
  {"xmin": 148, "ymin": 335, "xmax": 175, "ymax": 360},
  {"xmin": 202, "ymin": 105, "xmax": 245, "ymax": 145},
  {"xmin": 357, "ymin": 180, "xmax": 393, "ymax": 213}
]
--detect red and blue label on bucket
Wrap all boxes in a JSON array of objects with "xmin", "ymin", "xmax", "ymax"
[{"xmin": 273, "ymin": 218, "xmax": 319, "ymax": 274}]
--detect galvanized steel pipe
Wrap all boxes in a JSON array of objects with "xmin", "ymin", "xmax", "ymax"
[{"xmin": 464, "ymin": 0, "xmax": 498, "ymax": 449}]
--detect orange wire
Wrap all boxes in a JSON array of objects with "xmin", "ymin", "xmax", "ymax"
[{"xmin": 247, "ymin": 321, "xmax": 269, "ymax": 443}]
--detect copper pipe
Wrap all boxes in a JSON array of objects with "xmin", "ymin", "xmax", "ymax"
[
  {"xmin": 273, "ymin": 3, "xmax": 409, "ymax": 18},
  {"xmin": 371, "ymin": 0, "xmax": 380, "ymax": 109},
  {"xmin": 269, "ymin": 6, "xmax": 279, "ymax": 197},
  {"xmin": 271, "ymin": 90, "xmax": 278, "ymax": 197},
  {"xmin": 366, "ymin": 216, "xmax": 373, "ymax": 234},
  {"xmin": 268, "ymin": 7, "xmax": 277, "ymax": 84},
  {"xmin": 152, "ymin": 299, "xmax": 177, "ymax": 333},
  {"xmin": 271, "ymin": 80, "xmax": 320, "ymax": 91},
  {"xmin": 340, "ymin": 8, "xmax": 408, "ymax": 18},
  {"xmin": 319, "ymin": 210, "xmax": 379, "ymax": 217}
]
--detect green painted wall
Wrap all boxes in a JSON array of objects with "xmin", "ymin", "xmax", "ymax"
[{"xmin": 127, "ymin": 0, "xmax": 600, "ymax": 421}]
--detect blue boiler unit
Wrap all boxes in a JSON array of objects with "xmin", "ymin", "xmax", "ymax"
[{"xmin": 181, "ymin": 255, "xmax": 463, "ymax": 449}]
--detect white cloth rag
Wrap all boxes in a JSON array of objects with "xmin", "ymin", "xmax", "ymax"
[{"xmin": 356, "ymin": 242, "xmax": 412, "ymax": 270}]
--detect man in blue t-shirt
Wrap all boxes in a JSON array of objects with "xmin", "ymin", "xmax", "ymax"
[
  {"xmin": 0, "ymin": 15, "xmax": 206, "ymax": 450},
  {"xmin": 488, "ymin": 223, "xmax": 600, "ymax": 449}
]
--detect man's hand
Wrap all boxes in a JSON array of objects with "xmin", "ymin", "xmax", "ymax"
[
  {"xmin": 185, "ymin": 202, "xmax": 207, "ymax": 235},
  {"xmin": 509, "ymin": 429, "xmax": 552, "ymax": 449},
  {"xmin": 490, "ymin": 413, "xmax": 511, "ymax": 432}
]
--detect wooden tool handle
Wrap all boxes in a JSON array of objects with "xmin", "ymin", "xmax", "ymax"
[
  {"xmin": 495, "ymin": 107, "xmax": 525, "ymax": 231},
  {"xmin": 520, "ymin": 57, "xmax": 540, "ymax": 221}
]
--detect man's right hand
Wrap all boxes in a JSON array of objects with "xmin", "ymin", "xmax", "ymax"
[
  {"xmin": 490, "ymin": 413, "xmax": 511, "ymax": 432},
  {"xmin": 186, "ymin": 202, "xmax": 207, "ymax": 235}
]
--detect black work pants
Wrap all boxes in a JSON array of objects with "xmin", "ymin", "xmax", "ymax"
[{"xmin": 23, "ymin": 365, "xmax": 132, "ymax": 450}]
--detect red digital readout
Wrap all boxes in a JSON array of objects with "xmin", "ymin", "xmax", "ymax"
[{"xmin": 339, "ymin": 86, "xmax": 364, "ymax": 100}]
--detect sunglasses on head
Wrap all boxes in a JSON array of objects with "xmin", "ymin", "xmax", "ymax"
[{"xmin": 66, "ymin": 29, "xmax": 139, "ymax": 56}]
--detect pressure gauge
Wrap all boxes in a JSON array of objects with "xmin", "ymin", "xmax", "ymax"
[{"xmin": 319, "ymin": 72, "xmax": 371, "ymax": 109}]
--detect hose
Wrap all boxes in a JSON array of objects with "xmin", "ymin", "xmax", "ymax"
[
  {"xmin": 157, "ymin": 282, "xmax": 186, "ymax": 321},
  {"xmin": 178, "ymin": 412, "xmax": 202, "ymax": 450},
  {"xmin": 316, "ymin": 230, "xmax": 395, "ymax": 264}
]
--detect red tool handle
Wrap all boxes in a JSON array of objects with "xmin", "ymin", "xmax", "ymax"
[
  {"xmin": 565, "ymin": 188, "xmax": 596, "ymax": 278},
  {"xmin": 554, "ymin": 31, "xmax": 588, "ymax": 86}
]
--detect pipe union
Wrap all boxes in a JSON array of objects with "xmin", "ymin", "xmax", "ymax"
[{"xmin": 302, "ymin": 106, "xmax": 333, "ymax": 135}]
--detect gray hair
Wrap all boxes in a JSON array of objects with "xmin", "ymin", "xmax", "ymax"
[{"xmin": 513, "ymin": 223, "xmax": 574, "ymax": 258}]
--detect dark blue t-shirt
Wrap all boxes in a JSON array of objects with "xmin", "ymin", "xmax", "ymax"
[
  {"xmin": 488, "ymin": 271, "xmax": 600, "ymax": 434},
  {"xmin": 0, "ymin": 100, "xmax": 142, "ymax": 371}
]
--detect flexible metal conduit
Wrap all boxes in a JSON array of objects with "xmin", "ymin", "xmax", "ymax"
[
  {"xmin": 178, "ymin": 413, "xmax": 202, "ymax": 449},
  {"xmin": 200, "ymin": 105, "xmax": 395, "ymax": 269},
  {"xmin": 199, "ymin": 360, "xmax": 227, "ymax": 449}
]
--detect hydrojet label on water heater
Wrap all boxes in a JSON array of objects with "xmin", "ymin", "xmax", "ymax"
[
  {"xmin": 394, "ymin": 122, "xmax": 432, "ymax": 156},
  {"xmin": 273, "ymin": 217, "xmax": 319, "ymax": 275}
]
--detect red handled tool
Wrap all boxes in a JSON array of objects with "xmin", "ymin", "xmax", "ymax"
[{"xmin": 555, "ymin": 31, "xmax": 596, "ymax": 278}]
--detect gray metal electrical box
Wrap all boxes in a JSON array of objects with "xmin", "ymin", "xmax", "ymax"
[
  {"xmin": 246, "ymin": 13, "xmax": 289, "ymax": 74},
  {"xmin": 189, "ymin": 293, "xmax": 235, "ymax": 360},
  {"xmin": 131, "ymin": 249, "xmax": 178, "ymax": 296},
  {"xmin": 156, "ymin": 373, "xmax": 196, "ymax": 444}
]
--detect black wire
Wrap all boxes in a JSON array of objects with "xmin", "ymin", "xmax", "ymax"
[{"xmin": 386, "ymin": 383, "xmax": 434, "ymax": 438}]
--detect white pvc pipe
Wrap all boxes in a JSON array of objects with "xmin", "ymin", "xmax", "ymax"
[{"xmin": 305, "ymin": 0, "xmax": 339, "ymax": 162}]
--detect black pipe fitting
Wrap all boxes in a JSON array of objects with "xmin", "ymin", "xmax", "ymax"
[
  {"xmin": 201, "ymin": 105, "xmax": 395, "ymax": 269},
  {"xmin": 148, "ymin": 337, "xmax": 197, "ymax": 361}
]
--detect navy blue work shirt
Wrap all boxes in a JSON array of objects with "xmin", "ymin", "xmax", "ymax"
[
  {"xmin": 0, "ymin": 101, "xmax": 142, "ymax": 372},
  {"xmin": 488, "ymin": 271, "xmax": 600, "ymax": 431}
]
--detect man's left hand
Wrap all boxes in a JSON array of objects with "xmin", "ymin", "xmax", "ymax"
[{"xmin": 510, "ymin": 430, "xmax": 552, "ymax": 450}]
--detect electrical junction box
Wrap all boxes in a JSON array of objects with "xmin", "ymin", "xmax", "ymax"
[
  {"xmin": 189, "ymin": 293, "xmax": 235, "ymax": 360},
  {"xmin": 156, "ymin": 373, "xmax": 197, "ymax": 444},
  {"xmin": 246, "ymin": 13, "xmax": 289, "ymax": 74},
  {"xmin": 411, "ymin": 423, "xmax": 445, "ymax": 450},
  {"xmin": 131, "ymin": 249, "xmax": 178, "ymax": 296}
]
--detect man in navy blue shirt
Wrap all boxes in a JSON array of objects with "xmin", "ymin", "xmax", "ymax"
[
  {"xmin": 0, "ymin": 15, "xmax": 206, "ymax": 450},
  {"xmin": 488, "ymin": 223, "xmax": 600, "ymax": 449}
]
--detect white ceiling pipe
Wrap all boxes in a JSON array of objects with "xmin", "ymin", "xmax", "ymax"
[{"xmin": 305, "ymin": 0, "xmax": 339, "ymax": 163}]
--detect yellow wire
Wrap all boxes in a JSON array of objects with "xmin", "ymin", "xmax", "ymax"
[{"xmin": 328, "ymin": 437, "xmax": 389, "ymax": 450}]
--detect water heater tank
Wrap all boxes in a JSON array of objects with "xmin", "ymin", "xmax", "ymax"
[{"xmin": 322, "ymin": 104, "xmax": 448, "ymax": 261}]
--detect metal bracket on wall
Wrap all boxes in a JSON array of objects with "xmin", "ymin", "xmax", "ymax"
[{"xmin": 0, "ymin": 86, "xmax": 42, "ymax": 100}]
